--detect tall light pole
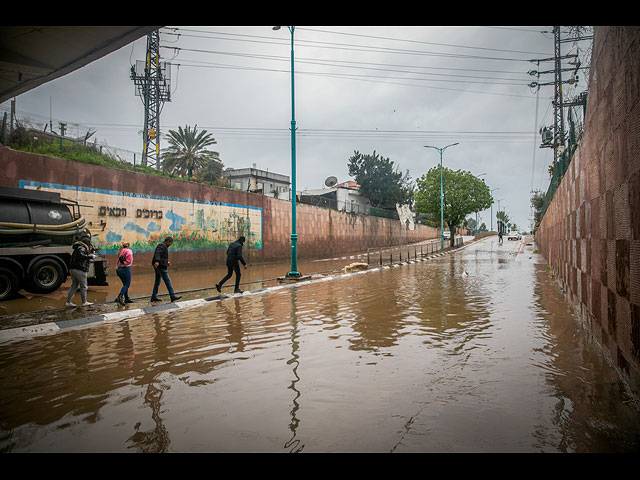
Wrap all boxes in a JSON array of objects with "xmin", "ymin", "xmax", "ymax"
[
  {"xmin": 425, "ymin": 143, "xmax": 458, "ymax": 250},
  {"xmin": 473, "ymin": 173, "xmax": 486, "ymax": 234},
  {"xmin": 274, "ymin": 26, "xmax": 301, "ymax": 279},
  {"xmin": 490, "ymin": 187, "xmax": 499, "ymax": 232}
]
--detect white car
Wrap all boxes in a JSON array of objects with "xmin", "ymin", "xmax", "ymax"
[{"xmin": 507, "ymin": 231, "xmax": 521, "ymax": 240}]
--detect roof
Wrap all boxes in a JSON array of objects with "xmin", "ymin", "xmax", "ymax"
[
  {"xmin": 1, "ymin": 26, "xmax": 161, "ymax": 104},
  {"xmin": 334, "ymin": 180, "xmax": 360, "ymax": 189}
]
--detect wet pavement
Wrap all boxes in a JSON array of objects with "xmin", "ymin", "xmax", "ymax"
[
  {"xmin": 1, "ymin": 235, "xmax": 639, "ymax": 452},
  {"xmin": 0, "ymin": 238, "xmax": 450, "ymax": 331}
]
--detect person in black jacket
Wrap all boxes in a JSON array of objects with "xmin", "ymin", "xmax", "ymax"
[
  {"xmin": 65, "ymin": 233, "xmax": 95, "ymax": 307},
  {"xmin": 216, "ymin": 236, "xmax": 248, "ymax": 294},
  {"xmin": 150, "ymin": 236, "xmax": 182, "ymax": 302}
]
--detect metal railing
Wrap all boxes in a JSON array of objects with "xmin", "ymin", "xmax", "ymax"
[{"xmin": 365, "ymin": 237, "xmax": 463, "ymax": 266}]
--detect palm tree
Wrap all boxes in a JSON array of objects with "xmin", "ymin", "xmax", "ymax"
[{"xmin": 162, "ymin": 125, "xmax": 222, "ymax": 179}]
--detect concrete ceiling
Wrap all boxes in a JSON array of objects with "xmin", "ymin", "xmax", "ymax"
[{"xmin": 0, "ymin": 26, "xmax": 162, "ymax": 104}]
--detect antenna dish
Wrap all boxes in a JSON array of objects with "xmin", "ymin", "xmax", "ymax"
[{"xmin": 325, "ymin": 176, "xmax": 337, "ymax": 187}]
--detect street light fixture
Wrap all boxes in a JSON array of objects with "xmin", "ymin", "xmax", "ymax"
[
  {"xmin": 273, "ymin": 26, "xmax": 304, "ymax": 280},
  {"xmin": 425, "ymin": 143, "xmax": 459, "ymax": 250}
]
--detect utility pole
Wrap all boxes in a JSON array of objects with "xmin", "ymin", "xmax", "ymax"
[
  {"xmin": 131, "ymin": 30, "xmax": 171, "ymax": 169},
  {"xmin": 528, "ymin": 27, "xmax": 590, "ymax": 164},
  {"xmin": 552, "ymin": 26, "xmax": 564, "ymax": 165}
]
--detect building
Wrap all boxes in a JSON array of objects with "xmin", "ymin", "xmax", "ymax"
[
  {"xmin": 222, "ymin": 165, "xmax": 290, "ymax": 200},
  {"xmin": 300, "ymin": 180, "xmax": 371, "ymax": 214}
]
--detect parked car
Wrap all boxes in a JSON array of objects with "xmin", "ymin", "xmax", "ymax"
[
  {"xmin": 443, "ymin": 231, "xmax": 451, "ymax": 239},
  {"xmin": 507, "ymin": 231, "xmax": 521, "ymax": 241}
]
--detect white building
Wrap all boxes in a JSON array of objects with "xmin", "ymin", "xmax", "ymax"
[
  {"xmin": 300, "ymin": 180, "xmax": 371, "ymax": 214},
  {"xmin": 222, "ymin": 165, "xmax": 290, "ymax": 200}
]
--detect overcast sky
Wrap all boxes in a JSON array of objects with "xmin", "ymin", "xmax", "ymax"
[{"xmin": 2, "ymin": 26, "xmax": 593, "ymax": 232}]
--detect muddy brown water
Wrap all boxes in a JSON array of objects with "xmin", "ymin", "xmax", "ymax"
[
  {"xmin": 1, "ymin": 237, "xmax": 639, "ymax": 452},
  {"xmin": 0, "ymin": 239, "xmax": 445, "ymax": 318}
]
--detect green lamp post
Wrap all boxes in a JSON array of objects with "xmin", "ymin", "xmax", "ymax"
[
  {"xmin": 425, "ymin": 143, "xmax": 458, "ymax": 250},
  {"xmin": 274, "ymin": 25, "xmax": 301, "ymax": 278}
]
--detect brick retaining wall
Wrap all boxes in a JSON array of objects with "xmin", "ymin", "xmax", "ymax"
[
  {"xmin": 0, "ymin": 145, "xmax": 438, "ymax": 270},
  {"xmin": 536, "ymin": 26, "xmax": 640, "ymax": 393}
]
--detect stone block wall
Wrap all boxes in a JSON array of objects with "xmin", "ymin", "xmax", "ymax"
[{"xmin": 536, "ymin": 26, "xmax": 640, "ymax": 393}]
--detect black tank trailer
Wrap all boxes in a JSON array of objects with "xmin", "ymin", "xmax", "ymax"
[{"xmin": 0, "ymin": 185, "xmax": 108, "ymax": 301}]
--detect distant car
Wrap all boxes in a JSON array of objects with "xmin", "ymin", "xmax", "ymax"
[
  {"xmin": 507, "ymin": 231, "xmax": 521, "ymax": 240},
  {"xmin": 443, "ymin": 231, "xmax": 451, "ymax": 239}
]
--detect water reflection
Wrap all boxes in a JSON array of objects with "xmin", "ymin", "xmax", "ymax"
[{"xmin": 0, "ymin": 238, "xmax": 639, "ymax": 452}]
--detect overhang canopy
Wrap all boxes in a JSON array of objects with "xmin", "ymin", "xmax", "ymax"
[{"xmin": 0, "ymin": 26, "xmax": 162, "ymax": 104}]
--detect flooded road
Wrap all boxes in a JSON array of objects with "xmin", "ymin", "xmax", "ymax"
[{"xmin": 1, "ymin": 237, "xmax": 639, "ymax": 452}]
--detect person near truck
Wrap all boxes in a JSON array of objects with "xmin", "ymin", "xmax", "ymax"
[
  {"xmin": 65, "ymin": 233, "xmax": 95, "ymax": 307},
  {"xmin": 150, "ymin": 236, "xmax": 181, "ymax": 303},
  {"xmin": 115, "ymin": 242, "xmax": 134, "ymax": 305},
  {"xmin": 215, "ymin": 236, "xmax": 248, "ymax": 294}
]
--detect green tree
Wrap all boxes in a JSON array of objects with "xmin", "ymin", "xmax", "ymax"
[
  {"xmin": 196, "ymin": 157, "xmax": 225, "ymax": 184},
  {"xmin": 496, "ymin": 210, "xmax": 510, "ymax": 234},
  {"xmin": 414, "ymin": 166, "xmax": 493, "ymax": 246},
  {"xmin": 347, "ymin": 150, "xmax": 413, "ymax": 208},
  {"xmin": 162, "ymin": 125, "xmax": 222, "ymax": 180},
  {"xmin": 530, "ymin": 190, "xmax": 545, "ymax": 233}
]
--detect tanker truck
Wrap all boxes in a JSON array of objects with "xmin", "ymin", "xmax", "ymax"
[{"xmin": 0, "ymin": 185, "xmax": 108, "ymax": 301}]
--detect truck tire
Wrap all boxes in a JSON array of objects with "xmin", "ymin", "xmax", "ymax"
[
  {"xmin": 0, "ymin": 267, "xmax": 21, "ymax": 301},
  {"xmin": 27, "ymin": 258, "xmax": 65, "ymax": 294}
]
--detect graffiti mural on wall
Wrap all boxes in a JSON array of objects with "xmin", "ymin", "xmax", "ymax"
[{"xmin": 19, "ymin": 181, "xmax": 262, "ymax": 253}]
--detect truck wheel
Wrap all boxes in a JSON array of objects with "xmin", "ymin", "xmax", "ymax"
[
  {"xmin": 0, "ymin": 267, "xmax": 21, "ymax": 301},
  {"xmin": 28, "ymin": 259, "xmax": 64, "ymax": 294}
]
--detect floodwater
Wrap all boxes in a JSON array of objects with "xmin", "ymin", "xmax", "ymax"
[
  {"xmin": 0, "ymin": 239, "xmax": 444, "ymax": 317},
  {"xmin": 1, "ymin": 237, "xmax": 639, "ymax": 452}
]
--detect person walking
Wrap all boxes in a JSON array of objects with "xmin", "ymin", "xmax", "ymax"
[
  {"xmin": 65, "ymin": 232, "xmax": 95, "ymax": 307},
  {"xmin": 150, "ymin": 236, "xmax": 182, "ymax": 303},
  {"xmin": 115, "ymin": 242, "xmax": 134, "ymax": 305},
  {"xmin": 216, "ymin": 236, "xmax": 248, "ymax": 294},
  {"xmin": 498, "ymin": 230, "xmax": 504, "ymax": 245}
]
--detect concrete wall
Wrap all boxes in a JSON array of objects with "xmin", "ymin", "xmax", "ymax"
[
  {"xmin": 0, "ymin": 145, "xmax": 438, "ymax": 269},
  {"xmin": 536, "ymin": 27, "xmax": 640, "ymax": 393}
]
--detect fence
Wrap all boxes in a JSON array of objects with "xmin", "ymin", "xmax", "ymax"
[
  {"xmin": 299, "ymin": 194, "xmax": 399, "ymax": 220},
  {"xmin": 365, "ymin": 236, "xmax": 463, "ymax": 267},
  {"xmin": 538, "ymin": 97, "xmax": 587, "ymax": 220},
  {"xmin": 0, "ymin": 102, "xmax": 142, "ymax": 166}
]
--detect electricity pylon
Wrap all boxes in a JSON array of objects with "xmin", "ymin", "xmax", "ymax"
[{"xmin": 130, "ymin": 30, "xmax": 171, "ymax": 169}]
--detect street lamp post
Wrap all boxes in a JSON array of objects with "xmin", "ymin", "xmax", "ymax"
[
  {"xmin": 490, "ymin": 187, "xmax": 499, "ymax": 232},
  {"xmin": 425, "ymin": 143, "xmax": 458, "ymax": 250},
  {"xmin": 473, "ymin": 173, "xmax": 486, "ymax": 234},
  {"xmin": 274, "ymin": 25, "xmax": 302, "ymax": 279}
]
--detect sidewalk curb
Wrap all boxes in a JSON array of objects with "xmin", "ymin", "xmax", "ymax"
[{"xmin": 0, "ymin": 239, "xmax": 478, "ymax": 344}]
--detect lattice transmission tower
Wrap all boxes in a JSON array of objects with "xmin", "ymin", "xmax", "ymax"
[{"xmin": 130, "ymin": 30, "xmax": 171, "ymax": 169}]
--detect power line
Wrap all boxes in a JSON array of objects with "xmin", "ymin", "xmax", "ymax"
[
  {"xmin": 167, "ymin": 46, "xmax": 531, "ymax": 84},
  {"xmin": 297, "ymin": 26, "xmax": 551, "ymax": 56},
  {"xmin": 165, "ymin": 27, "xmax": 547, "ymax": 63}
]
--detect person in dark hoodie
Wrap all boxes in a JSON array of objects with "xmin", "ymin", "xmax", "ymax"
[
  {"xmin": 150, "ymin": 236, "xmax": 182, "ymax": 303},
  {"xmin": 216, "ymin": 236, "xmax": 248, "ymax": 294},
  {"xmin": 65, "ymin": 232, "xmax": 95, "ymax": 307}
]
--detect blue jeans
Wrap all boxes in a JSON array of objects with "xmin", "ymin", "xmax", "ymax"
[
  {"xmin": 152, "ymin": 268, "xmax": 175, "ymax": 299},
  {"xmin": 116, "ymin": 266, "xmax": 131, "ymax": 298}
]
